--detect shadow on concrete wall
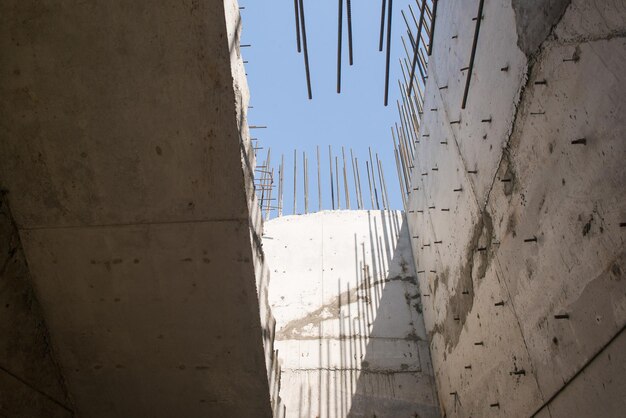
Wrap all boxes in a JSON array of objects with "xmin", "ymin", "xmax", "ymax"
[{"xmin": 345, "ymin": 211, "xmax": 439, "ymax": 418}]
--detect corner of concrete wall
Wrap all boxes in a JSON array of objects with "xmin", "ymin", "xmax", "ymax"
[{"xmin": 0, "ymin": 193, "xmax": 73, "ymax": 417}]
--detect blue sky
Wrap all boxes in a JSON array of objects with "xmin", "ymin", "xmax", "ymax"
[{"xmin": 240, "ymin": 0, "xmax": 418, "ymax": 214}]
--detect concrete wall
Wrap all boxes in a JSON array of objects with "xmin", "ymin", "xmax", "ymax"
[
  {"xmin": 0, "ymin": 194, "xmax": 72, "ymax": 417},
  {"xmin": 263, "ymin": 211, "xmax": 440, "ymax": 418},
  {"xmin": 406, "ymin": 0, "xmax": 626, "ymax": 416},
  {"xmin": 0, "ymin": 0, "xmax": 276, "ymax": 416}
]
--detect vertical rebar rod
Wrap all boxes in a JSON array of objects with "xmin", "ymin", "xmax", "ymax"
[
  {"xmin": 298, "ymin": 0, "xmax": 313, "ymax": 99},
  {"xmin": 317, "ymin": 146, "xmax": 322, "ymax": 211},
  {"xmin": 393, "ymin": 147, "xmax": 407, "ymax": 210},
  {"xmin": 350, "ymin": 149, "xmax": 360, "ymax": 209},
  {"xmin": 376, "ymin": 153, "xmax": 387, "ymax": 209},
  {"xmin": 293, "ymin": 0, "xmax": 301, "ymax": 53},
  {"xmin": 384, "ymin": 0, "xmax": 393, "ymax": 106},
  {"xmin": 279, "ymin": 154, "xmax": 284, "ymax": 216},
  {"xmin": 266, "ymin": 167, "xmax": 274, "ymax": 220},
  {"xmin": 342, "ymin": 147, "xmax": 350, "ymax": 209},
  {"xmin": 336, "ymin": 156, "xmax": 341, "ymax": 209},
  {"xmin": 393, "ymin": 127, "xmax": 410, "ymax": 195},
  {"xmin": 347, "ymin": 0, "xmax": 354, "ymax": 65},
  {"xmin": 379, "ymin": 0, "xmax": 387, "ymax": 52},
  {"xmin": 293, "ymin": 149, "xmax": 297, "ymax": 214},
  {"xmin": 369, "ymin": 148, "xmax": 380, "ymax": 209},
  {"xmin": 462, "ymin": 0, "xmax": 485, "ymax": 109},
  {"xmin": 408, "ymin": 0, "xmax": 426, "ymax": 96},
  {"xmin": 366, "ymin": 160, "xmax": 374, "ymax": 209},
  {"xmin": 337, "ymin": 0, "xmax": 343, "ymax": 93},
  {"xmin": 329, "ymin": 146, "xmax": 335, "ymax": 210},
  {"xmin": 303, "ymin": 151, "xmax": 308, "ymax": 214},
  {"xmin": 355, "ymin": 157, "xmax": 364, "ymax": 210},
  {"xmin": 379, "ymin": 158, "xmax": 390, "ymax": 210}
]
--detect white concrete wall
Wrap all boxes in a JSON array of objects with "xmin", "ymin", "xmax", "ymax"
[
  {"xmin": 264, "ymin": 210, "xmax": 439, "ymax": 418},
  {"xmin": 406, "ymin": 0, "xmax": 626, "ymax": 416}
]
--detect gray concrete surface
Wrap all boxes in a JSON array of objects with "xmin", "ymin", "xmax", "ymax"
[
  {"xmin": 264, "ymin": 211, "xmax": 439, "ymax": 418},
  {"xmin": 0, "ymin": 0, "xmax": 275, "ymax": 416},
  {"xmin": 406, "ymin": 0, "xmax": 626, "ymax": 416}
]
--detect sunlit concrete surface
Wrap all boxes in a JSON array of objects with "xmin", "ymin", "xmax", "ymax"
[
  {"xmin": 405, "ymin": 0, "xmax": 626, "ymax": 416},
  {"xmin": 264, "ymin": 211, "xmax": 439, "ymax": 418}
]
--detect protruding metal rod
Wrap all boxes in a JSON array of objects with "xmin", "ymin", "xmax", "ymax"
[
  {"xmin": 408, "ymin": 0, "xmax": 426, "ymax": 96},
  {"xmin": 369, "ymin": 147, "xmax": 380, "ymax": 209},
  {"xmin": 342, "ymin": 147, "xmax": 350, "ymax": 209},
  {"xmin": 347, "ymin": 0, "xmax": 354, "ymax": 65},
  {"xmin": 355, "ymin": 157, "xmax": 364, "ymax": 210},
  {"xmin": 350, "ymin": 149, "xmax": 360, "ymax": 209},
  {"xmin": 303, "ymin": 151, "xmax": 308, "ymax": 214},
  {"xmin": 366, "ymin": 160, "xmax": 375, "ymax": 209},
  {"xmin": 393, "ymin": 146, "xmax": 407, "ymax": 210},
  {"xmin": 293, "ymin": 149, "xmax": 297, "ymax": 214},
  {"xmin": 293, "ymin": 0, "xmax": 302, "ymax": 53},
  {"xmin": 279, "ymin": 154, "xmax": 285, "ymax": 216},
  {"xmin": 428, "ymin": 0, "xmax": 438, "ymax": 55},
  {"xmin": 317, "ymin": 146, "xmax": 322, "ymax": 211},
  {"xmin": 329, "ymin": 146, "xmax": 335, "ymax": 209},
  {"xmin": 335, "ymin": 156, "xmax": 341, "ymax": 209},
  {"xmin": 376, "ymin": 154, "xmax": 387, "ymax": 209},
  {"xmin": 298, "ymin": 0, "xmax": 313, "ymax": 99},
  {"xmin": 462, "ymin": 0, "xmax": 485, "ymax": 109},
  {"xmin": 379, "ymin": 0, "xmax": 387, "ymax": 52},
  {"xmin": 384, "ymin": 0, "xmax": 393, "ymax": 106},
  {"xmin": 266, "ymin": 167, "xmax": 274, "ymax": 220}
]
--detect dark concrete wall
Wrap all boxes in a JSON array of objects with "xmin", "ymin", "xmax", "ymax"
[
  {"xmin": 0, "ymin": 0, "xmax": 274, "ymax": 416},
  {"xmin": 0, "ymin": 195, "xmax": 72, "ymax": 417}
]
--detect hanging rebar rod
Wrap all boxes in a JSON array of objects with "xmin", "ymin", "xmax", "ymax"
[
  {"xmin": 293, "ymin": 0, "xmax": 301, "ymax": 52},
  {"xmin": 408, "ymin": 0, "xmax": 426, "ymax": 96},
  {"xmin": 317, "ymin": 146, "xmax": 322, "ymax": 211},
  {"xmin": 347, "ymin": 0, "xmax": 354, "ymax": 65},
  {"xmin": 395, "ymin": 125, "xmax": 411, "ymax": 190},
  {"xmin": 379, "ymin": 0, "xmax": 387, "ymax": 52},
  {"xmin": 293, "ymin": 149, "xmax": 297, "ymax": 214},
  {"xmin": 355, "ymin": 157, "xmax": 364, "ymax": 210},
  {"xmin": 329, "ymin": 146, "xmax": 335, "ymax": 210},
  {"xmin": 298, "ymin": 0, "xmax": 313, "ymax": 99},
  {"xmin": 384, "ymin": 0, "xmax": 393, "ymax": 106},
  {"xmin": 342, "ymin": 147, "xmax": 350, "ymax": 209},
  {"xmin": 337, "ymin": 0, "xmax": 343, "ymax": 93},
  {"xmin": 462, "ymin": 0, "xmax": 485, "ymax": 109}
]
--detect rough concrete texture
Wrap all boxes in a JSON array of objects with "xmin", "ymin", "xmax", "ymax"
[
  {"xmin": 406, "ymin": 0, "xmax": 626, "ymax": 416},
  {"xmin": 0, "ymin": 0, "xmax": 275, "ymax": 416},
  {"xmin": 0, "ymin": 195, "xmax": 72, "ymax": 417},
  {"xmin": 263, "ymin": 211, "xmax": 440, "ymax": 418}
]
